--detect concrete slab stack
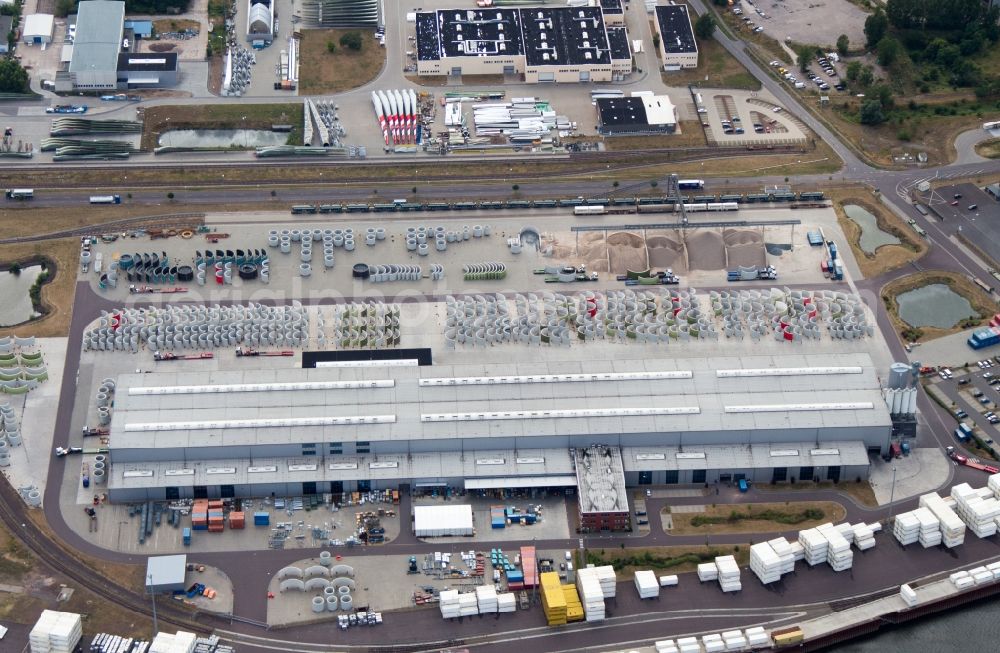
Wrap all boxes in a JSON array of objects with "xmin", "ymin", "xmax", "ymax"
[
  {"xmin": 634, "ymin": 570, "xmax": 660, "ymax": 599},
  {"xmin": 797, "ymin": 528, "xmax": 828, "ymax": 565},
  {"xmin": 654, "ymin": 640, "xmax": 679, "ymax": 653},
  {"xmin": 911, "ymin": 507, "xmax": 942, "ymax": 547},
  {"xmin": 893, "ymin": 511, "xmax": 920, "ymax": 545},
  {"xmin": 749, "ymin": 542, "xmax": 782, "ymax": 585},
  {"xmin": 475, "ymin": 585, "xmax": 498, "ymax": 613},
  {"xmin": 950, "ymin": 483, "xmax": 999, "ymax": 539},
  {"xmin": 818, "ymin": 523, "xmax": 853, "ymax": 572},
  {"xmin": 899, "ymin": 583, "xmax": 918, "ymax": 607},
  {"xmin": 575, "ymin": 567, "xmax": 607, "ymax": 622},
  {"xmin": 745, "ymin": 627, "xmax": 770, "ymax": 648},
  {"xmin": 851, "ymin": 523, "xmax": 876, "ymax": 550},
  {"xmin": 768, "ymin": 537, "xmax": 796, "ymax": 574},
  {"xmin": 29, "ymin": 611, "xmax": 83, "ymax": 653},
  {"xmin": 697, "ymin": 562, "xmax": 719, "ymax": 582},
  {"xmin": 497, "ymin": 592, "xmax": 517, "ymax": 613},
  {"xmin": 438, "ymin": 590, "xmax": 460, "ymax": 619},
  {"xmin": 702, "ymin": 633, "xmax": 725, "ymax": 653},
  {"xmin": 921, "ymin": 491, "xmax": 967, "ymax": 546},
  {"xmin": 715, "ymin": 555, "xmax": 742, "ymax": 592},
  {"xmin": 722, "ymin": 630, "xmax": 748, "ymax": 650}
]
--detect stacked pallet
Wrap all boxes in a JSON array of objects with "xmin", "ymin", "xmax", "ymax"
[
  {"xmin": 191, "ymin": 500, "xmax": 208, "ymax": 531},
  {"xmin": 658, "ymin": 574, "xmax": 679, "ymax": 587},
  {"xmin": 634, "ymin": 570, "xmax": 659, "ymax": 599},
  {"xmin": 989, "ymin": 472, "xmax": 1000, "ymax": 496},
  {"xmin": 921, "ymin": 491, "xmax": 967, "ymax": 546},
  {"xmin": 893, "ymin": 511, "xmax": 920, "ymax": 545},
  {"xmin": 675, "ymin": 637, "xmax": 701, "ymax": 653},
  {"xmin": 148, "ymin": 631, "xmax": 197, "ymax": 653},
  {"xmin": 562, "ymin": 585, "xmax": 584, "ymax": 622},
  {"xmin": 29, "ymin": 610, "xmax": 83, "ymax": 653},
  {"xmin": 594, "ymin": 565, "xmax": 616, "ymax": 598},
  {"xmin": 715, "ymin": 555, "xmax": 742, "ymax": 592},
  {"xmin": 951, "ymin": 483, "xmax": 1000, "ymax": 538},
  {"xmin": 899, "ymin": 583, "xmax": 918, "ymax": 607},
  {"xmin": 438, "ymin": 590, "xmax": 460, "ymax": 619},
  {"xmin": 949, "ymin": 570, "xmax": 976, "ymax": 590},
  {"xmin": 914, "ymin": 507, "xmax": 942, "ymax": 547},
  {"xmin": 749, "ymin": 542, "xmax": 782, "ymax": 584},
  {"xmin": 818, "ymin": 523, "xmax": 853, "ymax": 571},
  {"xmin": 722, "ymin": 630, "xmax": 748, "ymax": 650},
  {"xmin": 457, "ymin": 592, "xmax": 478, "ymax": 617},
  {"xmin": 497, "ymin": 592, "xmax": 517, "ymax": 613},
  {"xmin": 575, "ymin": 567, "xmax": 607, "ymax": 622},
  {"xmin": 475, "ymin": 585, "xmax": 498, "ymax": 614},
  {"xmin": 541, "ymin": 572, "xmax": 567, "ymax": 625},
  {"xmin": 228, "ymin": 511, "xmax": 245, "ymax": 529},
  {"xmin": 768, "ymin": 538, "xmax": 796, "ymax": 574},
  {"xmin": 851, "ymin": 523, "xmax": 876, "ymax": 550},
  {"xmin": 788, "ymin": 541, "xmax": 806, "ymax": 561},
  {"xmin": 745, "ymin": 626, "xmax": 771, "ymax": 648},
  {"xmin": 701, "ymin": 633, "xmax": 725, "ymax": 653},
  {"xmin": 696, "ymin": 562, "xmax": 718, "ymax": 582},
  {"xmin": 798, "ymin": 528, "xmax": 828, "ymax": 566}
]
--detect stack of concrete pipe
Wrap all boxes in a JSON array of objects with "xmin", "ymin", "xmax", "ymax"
[
  {"xmin": 711, "ymin": 288, "xmax": 872, "ymax": 343},
  {"xmin": 83, "ymin": 303, "xmax": 310, "ymax": 352},
  {"xmin": 365, "ymin": 264, "xmax": 422, "ymax": 283},
  {"xmin": 95, "ymin": 378, "xmax": 115, "ymax": 427},
  {"xmin": 335, "ymin": 303, "xmax": 401, "ymax": 348},
  {"xmin": 405, "ymin": 224, "xmax": 489, "ymax": 253}
]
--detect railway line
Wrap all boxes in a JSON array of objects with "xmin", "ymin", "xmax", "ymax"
[{"xmin": 0, "ymin": 214, "xmax": 205, "ymax": 245}]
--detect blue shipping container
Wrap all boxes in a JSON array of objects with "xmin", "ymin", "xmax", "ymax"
[
  {"xmin": 183, "ymin": 527, "xmax": 191, "ymax": 545},
  {"xmin": 254, "ymin": 512, "xmax": 270, "ymax": 526}
]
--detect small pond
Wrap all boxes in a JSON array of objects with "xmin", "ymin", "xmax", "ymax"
[
  {"xmin": 157, "ymin": 129, "xmax": 289, "ymax": 148},
  {"xmin": 896, "ymin": 283, "xmax": 974, "ymax": 329},
  {"xmin": 844, "ymin": 204, "xmax": 900, "ymax": 254},
  {"xmin": 0, "ymin": 265, "xmax": 44, "ymax": 327}
]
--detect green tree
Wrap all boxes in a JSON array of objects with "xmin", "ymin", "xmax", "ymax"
[
  {"xmin": 858, "ymin": 65, "xmax": 875, "ymax": 87},
  {"xmin": 796, "ymin": 45, "xmax": 815, "ymax": 72},
  {"xmin": 864, "ymin": 9, "xmax": 888, "ymax": 48},
  {"xmin": 166, "ymin": 191, "xmax": 175, "ymax": 200},
  {"xmin": 0, "ymin": 58, "xmax": 29, "ymax": 94},
  {"xmin": 836, "ymin": 34, "xmax": 849, "ymax": 56},
  {"xmin": 846, "ymin": 60, "xmax": 862, "ymax": 82},
  {"xmin": 339, "ymin": 31, "xmax": 363, "ymax": 51},
  {"xmin": 652, "ymin": 33, "xmax": 660, "ymax": 50},
  {"xmin": 326, "ymin": 41, "xmax": 336, "ymax": 54},
  {"xmin": 876, "ymin": 36, "xmax": 901, "ymax": 66},
  {"xmin": 859, "ymin": 99, "xmax": 886, "ymax": 125},
  {"xmin": 694, "ymin": 14, "xmax": 715, "ymax": 40},
  {"xmin": 712, "ymin": 0, "xmax": 728, "ymax": 5},
  {"xmin": 8, "ymin": 263, "xmax": 21, "ymax": 276}
]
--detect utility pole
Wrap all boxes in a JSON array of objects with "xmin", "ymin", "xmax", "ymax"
[{"xmin": 148, "ymin": 573, "xmax": 158, "ymax": 635}]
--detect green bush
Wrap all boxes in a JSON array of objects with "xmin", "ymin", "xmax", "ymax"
[{"xmin": 689, "ymin": 507, "xmax": 826, "ymax": 528}]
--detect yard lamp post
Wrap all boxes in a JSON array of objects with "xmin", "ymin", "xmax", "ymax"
[
  {"xmin": 888, "ymin": 466, "xmax": 898, "ymax": 520},
  {"xmin": 148, "ymin": 573, "xmax": 158, "ymax": 635}
]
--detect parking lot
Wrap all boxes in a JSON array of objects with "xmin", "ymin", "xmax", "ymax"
[
  {"xmin": 734, "ymin": 0, "xmax": 867, "ymax": 50},
  {"xmin": 931, "ymin": 362, "xmax": 1000, "ymax": 459},
  {"xmin": 698, "ymin": 89, "xmax": 807, "ymax": 146},
  {"xmin": 921, "ymin": 183, "xmax": 1000, "ymax": 264}
]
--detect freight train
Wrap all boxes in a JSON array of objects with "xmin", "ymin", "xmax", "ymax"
[{"xmin": 289, "ymin": 191, "xmax": 826, "ymax": 215}]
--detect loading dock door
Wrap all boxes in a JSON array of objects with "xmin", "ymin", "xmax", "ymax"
[
  {"xmin": 826, "ymin": 466, "xmax": 842, "ymax": 482},
  {"xmin": 771, "ymin": 467, "xmax": 788, "ymax": 483},
  {"xmin": 504, "ymin": 65, "xmax": 515, "ymax": 75},
  {"xmin": 450, "ymin": 67, "xmax": 462, "ymax": 76},
  {"xmin": 193, "ymin": 486, "xmax": 208, "ymax": 499},
  {"xmin": 165, "ymin": 487, "xmax": 179, "ymax": 501},
  {"xmin": 538, "ymin": 72, "xmax": 555, "ymax": 82},
  {"xmin": 638, "ymin": 471, "xmax": 652, "ymax": 485},
  {"xmin": 302, "ymin": 482, "xmax": 317, "ymax": 495},
  {"xmin": 579, "ymin": 71, "xmax": 590, "ymax": 82}
]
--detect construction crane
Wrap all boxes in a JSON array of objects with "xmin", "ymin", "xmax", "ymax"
[
  {"xmin": 153, "ymin": 351, "xmax": 214, "ymax": 362},
  {"xmin": 235, "ymin": 347, "xmax": 294, "ymax": 357}
]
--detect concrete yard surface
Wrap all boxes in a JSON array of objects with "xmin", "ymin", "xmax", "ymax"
[
  {"xmin": 413, "ymin": 494, "xmax": 572, "ymax": 543},
  {"xmin": 869, "ymin": 448, "xmax": 952, "ymax": 506}
]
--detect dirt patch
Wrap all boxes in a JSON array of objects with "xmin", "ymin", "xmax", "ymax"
[
  {"xmin": 0, "ymin": 239, "xmax": 78, "ymax": 338},
  {"xmin": 585, "ymin": 545, "xmax": 750, "ymax": 580},
  {"xmin": 832, "ymin": 192, "xmax": 927, "ymax": 278},
  {"xmin": 975, "ymin": 138, "xmax": 1000, "ymax": 159},
  {"xmin": 665, "ymin": 501, "xmax": 847, "ymax": 536},
  {"xmin": 882, "ymin": 271, "xmax": 995, "ymax": 343},
  {"xmin": 298, "ymin": 29, "xmax": 386, "ymax": 95},
  {"xmin": 149, "ymin": 43, "xmax": 177, "ymax": 52},
  {"xmin": 140, "ymin": 103, "xmax": 302, "ymax": 150},
  {"xmin": 603, "ymin": 121, "xmax": 707, "ymax": 150},
  {"xmin": 153, "ymin": 19, "xmax": 200, "ymax": 33}
]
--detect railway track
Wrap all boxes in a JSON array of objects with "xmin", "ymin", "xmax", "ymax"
[
  {"xmin": 0, "ymin": 213, "xmax": 205, "ymax": 245},
  {"xmin": 0, "ymin": 479, "xmax": 216, "ymax": 635}
]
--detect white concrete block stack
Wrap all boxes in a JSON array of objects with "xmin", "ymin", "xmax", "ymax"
[
  {"xmin": 634, "ymin": 570, "xmax": 660, "ymax": 599},
  {"xmin": 497, "ymin": 592, "xmax": 517, "ymax": 613},
  {"xmin": 29, "ymin": 610, "xmax": 83, "ymax": 653},
  {"xmin": 438, "ymin": 590, "xmax": 460, "ymax": 618},
  {"xmin": 798, "ymin": 527, "xmax": 828, "ymax": 565},
  {"xmin": 576, "ymin": 567, "xmax": 607, "ymax": 622},
  {"xmin": 834, "ymin": 522, "xmax": 855, "ymax": 544},
  {"xmin": 475, "ymin": 585, "xmax": 498, "ymax": 613},
  {"xmin": 988, "ymin": 561, "xmax": 1000, "ymax": 580},
  {"xmin": 970, "ymin": 565, "xmax": 993, "ymax": 585},
  {"xmin": 715, "ymin": 555, "xmax": 742, "ymax": 592},
  {"xmin": 676, "ymin": 636, "xmax": 701, "ymax": 653},
  {"xmin": 457, "ymin": 592, "xmax": 478, "ymax": 616},
  {"xmin": 852, "ymin": 523, "xmax": 877, "ymax": 550},
  {"xmin": 921, "ymin": 491, "xmax": 967, "ymax": 546},
  {"xmin": 595, "ymin": 565, "xmax": 617, "ymax": 598},
  {"xmin": 702, "ymin": 633, "xmax": 725, "ymax": 653},
  {"xmin": 913, "ymin": 507, "xmax": 942, "ymax": 547},
  {"xmin": 149, "ymin": 631, "xmax": 197, "ymax": 653},
  {"xmin": 819, "ymin": 523, "xmax": 853, "ymax": 572},
  {"xmin": 950, "ymin": 483, "xmax": 1000, "ymax": 538},
  {"xmin": 950, "ymin": 570, "xmax": 975, "ymax": 590},
  {"xmin": 722, "ymin": 630, "xmax": 748, "ymax": 651},
  {"xmin": 788, "ymin": 541, "xmax": 806, "ymax": 561},
  {"xmin": 893, "ymin": 511, "xmax": 920, "ymax": 545},
  {"xmin": 654, "ymin": 640, "xmax": 679, "ymax": 653},
  {"xmin": 768, "ymin": 537, "xmax": 796, "ymax": 574},
  {"xmin": 988, "ymin": 472, "xmax": 1000, "ymax": 496},
  {"xmin": 697, "ymin": 562, "xmax": 719, "ymax": 582},
  {"xmin": 749, "ymin": 542, "xmax": 783, "ymax": 584},
  {"xmin": 655, "ymin": 640, "xmax": 679, "ymax": 653},
  {"xmin": 659, "ymin": 574, "xmax": 679, "ymax": 587},
  {"xmin": 745, "ymin": 626, "xmax": 771, "ymax": 648},
  {"xmin": 899, "ymin": 583, "xmax": 918, "ymax": 607}
]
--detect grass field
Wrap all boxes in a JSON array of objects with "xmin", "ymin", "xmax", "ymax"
[
  {"xmin": 152, "ymin": 19, "xmax": 200, "ymax": 34},
  {"xmin": 585, "ymin": 545, "xmax": 750, "ymax": 579},
  {"xmin": 603, "ymin": 121, "xmax": 708, "ymax": 150},
  {"xmin": 753, "ymin": 480, "xmax": 879, "ymax": 508},
  {"xmin": 831, "ymin": 191, "xmax": 928, "ymax": 279},
  {"xmin": 141, "ymin": 103, "xmax": 303, "ymax": 150},
  {"xmin": 0, "ymin": 239, "xmax": 79, "ymax": 338},
  {"xmin": 298, "ymin": 29, "xmax": 386, "ymax": 95},
  {"xmin": 882, "ymin": 271, "xmax": 995, "ymax": 342},
  {"xmin": 659, "ymin": 33, "xmax": 761, "ymax": 91},
  {"xmin": 975, "ymin": 138, "xmax": 1000, "ymax": 159},
  {"xmin": 665, "ymin": 501, "xmax": 847, "ymax": 536}
]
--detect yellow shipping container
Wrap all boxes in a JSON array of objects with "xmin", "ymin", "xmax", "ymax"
[
  {"xmin": 541, "ymin": 572, "xmax": 568, "ymax": 626},
  {"xmin": 772, "ymin": 627, "xmax": 804, "ymax": 646}
]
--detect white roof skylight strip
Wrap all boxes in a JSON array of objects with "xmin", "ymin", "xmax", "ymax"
[
  {"xmin": 128, "ymin": 380, "xmax": 394, "ymax": 395},
  {"xmin": 124, "ymin": 415, "xmax": 396, "ymax": 431},
  {"xmin": 419, "ymin": 371, "xmax": 691, "ymax": 386},
  {"xmin": 724, "ymin": 402, "xmax": 874, "ymax": 413},
  {"xmin": 421, "ymin": 406, "xmax": 700, "ymax": 422},
  {"xmin": 716, "ymin": 367, "xmax": 863, "ymax": 378}
]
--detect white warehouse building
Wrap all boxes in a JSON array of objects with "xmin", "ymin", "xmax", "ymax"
[{"xmin": 105, "ymin": 350, "xmax": 889, "ymax": 502}]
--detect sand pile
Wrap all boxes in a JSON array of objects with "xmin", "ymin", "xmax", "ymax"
[
  {"xmin": 686, "ymin": 230, "xmax": 726, "ymax": 270},
  {"xmin": 607, "ymin": 232, "xmax": 648, "ymax": 275},
  {"xmin": 578, "ymin": 232, "xmax": 609, "ymax": 272},
  {"xmin": 724, "ymin": 229, "xmax": 766, "ymax": 268},
  {"xmin": 646, "ymin": 232, "xmax": 687, "ymax": 272}
]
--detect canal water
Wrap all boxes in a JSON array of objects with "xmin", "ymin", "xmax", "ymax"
[
  {"xmin": 0, "ymin": 265, "xmax": 43, "ymax": 326},
  {"xmin": 831, "ymin": 594, "xmax": 1000, "ymax": 651},
  {"xmin": 157, "ymin": 129, "xmax": 289, "ymax": 148},
  {"xmin": 896, "ymin": 284, "xmax": 974, "ymax": 329},
  {"xmin": 844, "ymin": 204, "xmax": 900, "ymax": 254}
]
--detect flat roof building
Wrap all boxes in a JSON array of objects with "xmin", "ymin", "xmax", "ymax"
[
  {"xmin": 654, "ymin": 5, "xmax": 698, "ymax": 70},
  {"xmin": 117, "ymin": 52, "xmax": 179, "ymax": 87},
  {"xmin": 576, "ymin": 445, "xmax": 629, "ymax": 532},
  {"xmin": 145, "ymin": 554, "xmax": 187, "ymax": 593},
  {"xmin": 22, "ymin": 13, "xmax": 55, "ymax": 45},
  {"xmin": 416, "ymin": 7, "xmax": 631, "ymax": 82},
  {"xmin": 597, "ymin": 94, "xmax": 677, "ymax": 135}
]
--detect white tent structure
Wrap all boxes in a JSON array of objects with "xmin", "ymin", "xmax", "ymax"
[{"xmin": 414, "ymin": 504, "xmax": 474, "ymax": 537}]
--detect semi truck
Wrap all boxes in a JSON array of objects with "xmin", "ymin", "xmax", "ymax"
[
  {"xmin": 90, "ymin": 195, "xmax": 121, "ymax": 204},
  {"xmin": 727, "ymin": 265, "xmax": 777, "ymax": 282},
  {"xmin": 4, "ymin": 189, "xmax": 33, "ymax": 200},
  {"xmin": 947, "ymin": 446, "xmax": 1000, "ymax": 474}
]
